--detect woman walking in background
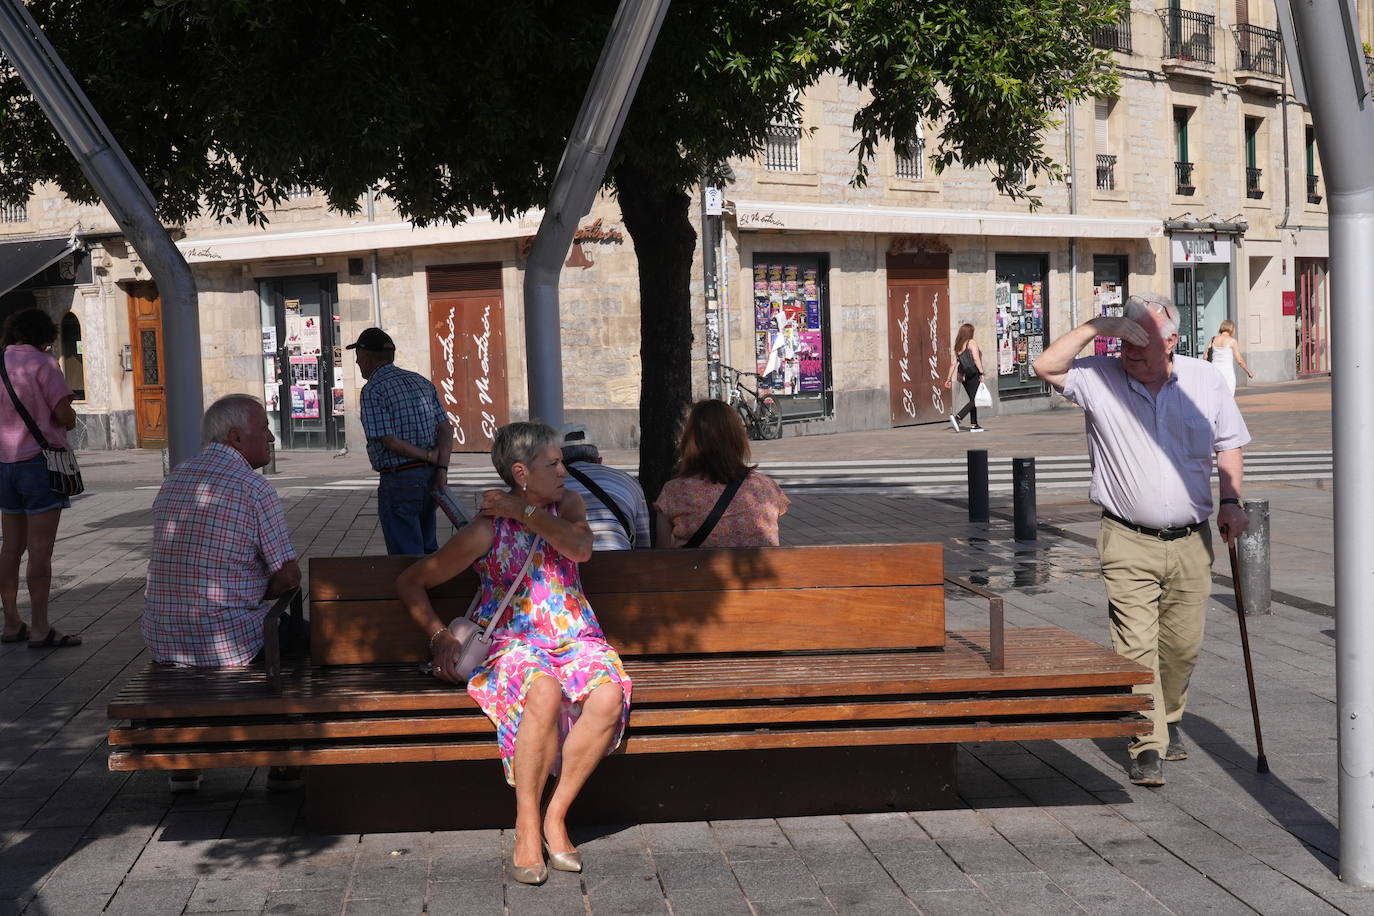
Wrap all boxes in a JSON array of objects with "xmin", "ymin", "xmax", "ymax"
[
  {"xmin": 944, "ymin": 323, "xmax": 985, "ymax": 433},
  {"xmin": 0, "ymin": 309, "xmax": 81, "ymax": 648},
  {"xmin": 1206, "ymin": 320, "xmax": 1253, "ymax": 395}
]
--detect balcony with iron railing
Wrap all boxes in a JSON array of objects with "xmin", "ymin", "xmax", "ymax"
[
  {"xmin": 1246, "ymin": 167, "xmax": 1264, "ymax": 199},
  {"xmin": 1235, "ymin": 24, "xmax": 1283, "ymax": 76},
  {"xmin": 1161, "ymin": 8, "xmax": 1215, "ymax": 73},
  {"xmin": 1096, "ymin": 154, "xmax": 1117, "ymax": 191},
  {"xmin": 895, "ymin": 138, "xmax": 925, "ymax": 180},
  {"xmin": 1175, "ymin": 161, "xmax": 1196, "ymax": 195},
  {"xmin": 764, "ymin": 122, "xmax": 801, "ymax": 172},
  {"xmin": 1308, "ymin": 173, "xmax": 1323, "ymax": 205},
  {"xmin": 1093, "ymin": 13, "xmax": 1132, "ymax": 54},
  {"xmin": 0, "ymin": 202, "xmax": 27, "ymax": 223}
]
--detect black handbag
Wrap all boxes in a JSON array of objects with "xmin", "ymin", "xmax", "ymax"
[{"xmin": 0, "ymin": 350, "xmax": 83, "ymax": 497}]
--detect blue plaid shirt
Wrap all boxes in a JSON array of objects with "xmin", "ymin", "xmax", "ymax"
[{"xmin": 359, "ymin": 363, "xmax": 447, "ymax": 471}]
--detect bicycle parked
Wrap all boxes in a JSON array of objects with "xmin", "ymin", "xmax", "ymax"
[{"xmin": 721, "ymin": 365, "xmax": 783, "ymax": 441}]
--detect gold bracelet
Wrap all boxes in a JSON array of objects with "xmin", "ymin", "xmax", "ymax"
[{"xmin": 427, "ymin": 626, "xmax": 447, "ymax": 650}]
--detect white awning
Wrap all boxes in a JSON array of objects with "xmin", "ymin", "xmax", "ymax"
[
  {"xmin": 731, "ymin": 200, "xmax": 1162, "ymax": 240},
  {"xmin": 175, "ymin": 212, "xmax": 545, "ymax": 264},
  {"xmin": 0, "ymin": 235, "xmax": 80, "ymax": 298}
]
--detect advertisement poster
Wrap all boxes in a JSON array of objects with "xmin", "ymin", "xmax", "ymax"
[
  {"xmin": 754, "ymin": 262, "xmax": 825, "ymax": 394},
  {"xmin": 332, "ymin": 387, "xmax": 345, "ymax": 414},
  {"xmin": 1093, "ymin": 282, "xmax": 1124, "ymax": 356},
  {"xmin": 261, "ymin": 325, "xmax": 277, "ymax": 354},
  {"xmin": 289, "ymin": 355, "xmax": 320, "ymax": 419},
  {"xmin": 299, "ymin": 317, "xmax": 321, "ymax": 353}
]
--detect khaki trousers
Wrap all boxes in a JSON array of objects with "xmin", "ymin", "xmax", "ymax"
[{"xmin": 1097, "ymin": 517, "xmax": 1214, "ymax": 758}]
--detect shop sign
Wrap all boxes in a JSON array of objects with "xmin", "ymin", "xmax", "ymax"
[
  {"xmin": 1282, "ymin": 290, "xmax": 1297, "ymax": 316},
  {"xmin": 1171, "ymin": 236, "xmax": 1232, "ymax": 264}
]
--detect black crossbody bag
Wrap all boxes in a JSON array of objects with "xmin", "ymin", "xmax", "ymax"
[
  {"xmin": 565, "ymin": 462, "xmax": 635, "ymax": 545},
  {"xmin": 683, "ymin": 476, "xmax": 746, "ymax": 548}
]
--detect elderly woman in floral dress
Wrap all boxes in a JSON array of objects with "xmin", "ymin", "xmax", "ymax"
[{"xmin": 396, "ymin": 422, "xmax": 631, "ymax": 886}]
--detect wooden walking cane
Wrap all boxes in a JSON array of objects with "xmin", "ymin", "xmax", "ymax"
[{"xmin": 1227, "ymin": 541, "xmax": 1270, "ymax": 774}]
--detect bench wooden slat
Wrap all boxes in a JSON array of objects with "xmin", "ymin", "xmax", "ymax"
[
  {"xmin": 110, "ymin": 692, "xmax": 1150, "ymax": 746},
  {"xmin": 312, "ymin": 586, "xmax": 945, "ymax": 664},
  {"xmin": 307, "ymin": 544, "xmax": 945, "ymax": 601},
  {"xmin": 108, "ymin": 715, "xmax": 1150, "ymax": 770}
]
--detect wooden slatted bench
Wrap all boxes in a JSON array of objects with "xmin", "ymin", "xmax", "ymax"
[{"xmin": 108, "ymin": 544, "xmax": 1152, "ymax": 832}]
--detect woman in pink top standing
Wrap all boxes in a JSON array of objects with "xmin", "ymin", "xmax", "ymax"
[
  {"xmin": 0, "ymin": 309, "xmax": 80, "ymax": 648},
  {"xmin": 653, "ymin": 399, "xmax": 789, "ymax": 548}
]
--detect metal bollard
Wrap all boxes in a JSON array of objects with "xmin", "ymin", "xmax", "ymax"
[
  {"xmin": 266, "ymin": 442, "xmax": 278, "ymax": 476},
  {"xmin": 1237, "ymin": 497, "xmax": 1271, "ymax": 616},
  {"xmin": 1013, "ymin": 457, "xmax": 1037, "ymax": 541},
  {"xmin": 160, "ymin": 448, "xmax": 169, "ymax": 478},
  {"xmin": 967, "ymin": 449, "xmax": 989, "ymax": 523}
]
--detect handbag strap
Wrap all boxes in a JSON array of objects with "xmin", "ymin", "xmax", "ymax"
[
  {"xmin": 565, "ymin": 462, "xmax": 635, "ymax": 545},
  {"xmin": 465, "ymin": 533, "xmax": 542, "ymax": 639},
  {"xmin": 684, "ymin": 476, "xmax": 746, "ymax": 548},
  {"xmin": 0, "ymin": 350, "xmax": 51, "ymax": 450}
]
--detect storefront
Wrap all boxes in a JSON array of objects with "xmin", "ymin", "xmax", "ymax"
[
  {"xmin": 1170, "ymin": 234, "xmax": 1233, "ymax": 358},
  {"xmin": 750, "ymin": 254, "xmax": 831, "ymax": 420},
  {"xmin": 884, "ymin": 249, "xmax": 951, "ymax": 426},
  {"xmin": 994, "ymin": 253, "xmax": 1050, "ymax": 400},
  {"xmin": 258, "ymin": 275, "xmax": 346, "ymax": 451},
  {"xmin": 1092, "ymin": 255, "xmax": 1128, "ymax": 356},
  {"xmin": 1295, "ymin": 257, "xmax": 1329, "ymax": 376}
]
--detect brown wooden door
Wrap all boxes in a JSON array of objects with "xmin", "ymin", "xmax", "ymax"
[
  {"xmin": 126, "ymin": 283, "xmax": 168, "ymax": 447},
  {"xmin": 427, "ymin": 263, "xmax": 509, "ymax": 453},
  {"xmin": 885, "ymin": 253, "xmax": 951, "ymax": 426}
]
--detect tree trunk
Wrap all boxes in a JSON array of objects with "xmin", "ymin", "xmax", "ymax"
[{"xmin": 614, "ymin": 160, "xmax": 697, "ymax": 505}]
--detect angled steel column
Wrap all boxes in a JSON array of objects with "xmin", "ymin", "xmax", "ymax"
[
  {"xmin": 0, "ymin": 0, "xmax": 203, "ymax": 465},
  {"xmin": 1279, "ymin": 0, "xmax": 1374, "ymax": 886},
  {"xmin": 522, "ymin": 0, "xmax": 670, "ymax": 426}
]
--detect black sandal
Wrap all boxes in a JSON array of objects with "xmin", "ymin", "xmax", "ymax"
[
  {"xmin": 28, "ymin": 629, "xmax": 82, "ymax": 649},
  {"xmin": 1, "ymin": 622, "xmax": 28, "ymax": 643}
]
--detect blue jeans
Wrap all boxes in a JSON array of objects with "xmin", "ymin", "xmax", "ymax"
[
  {"xmin": 377, "ymin": 466, "xmax": 438, "ymax": 555},
  {"xmin": 0, "ymin": 454, "xmax": 70, "ymax": 515}
]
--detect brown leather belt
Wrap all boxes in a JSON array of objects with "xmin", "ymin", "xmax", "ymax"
[
  {"xmin": 1102, "ymin": 511, "xmax": 1205, "ymax": 542},
  {"xmin": 378, "ymin": 460, "xmax": 428, "ymax": 474}
]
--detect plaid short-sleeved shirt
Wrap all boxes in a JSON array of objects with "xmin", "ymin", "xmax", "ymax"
[
  {"xmin": 360, "ymin": 363, "xmax": 446, "ymax": 471},
  {"xmin": 142, "ymin": 443, "xmax": 298, "ymax": 667}
]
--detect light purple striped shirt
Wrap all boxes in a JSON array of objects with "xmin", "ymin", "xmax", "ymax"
[{"xmin": 1062, "ymin": 354, "xmax": 1249, "ymax": 529}]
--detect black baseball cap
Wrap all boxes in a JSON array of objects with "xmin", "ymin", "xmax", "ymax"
[{"xmin": 345, "ymin": 327, "xmax": 396, "ymax": 352}]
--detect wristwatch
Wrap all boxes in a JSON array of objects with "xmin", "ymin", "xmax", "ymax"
[{"xmin": 523, "ymin": 504, "xmax": 537, "ymax": 520}]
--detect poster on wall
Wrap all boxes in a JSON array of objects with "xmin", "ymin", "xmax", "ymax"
[
  {"xmin": 289, "ymin": 355, "xmax": 320, "ymax": 419},
  {"xmin": 262, "ymin": 325, "xmax": 277, "ymax": 355},
  {"xmin": 1093, "ymin": 282, "xmax": 1125, "ymax": 356},
  {"xmin": 754, "ymin": 262, "xmax": 825, "ymax": 394},
  {"xmin": 994, "ymin": 278, "xmax": 1046, "ymax": 384}
]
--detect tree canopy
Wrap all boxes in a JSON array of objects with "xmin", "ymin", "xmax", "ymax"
[{"xmin": 0, "ymin": 0, "xmax": 1122, "ymax": 496}]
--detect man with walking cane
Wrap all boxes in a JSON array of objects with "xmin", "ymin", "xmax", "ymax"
[{"xmin": 1033, "ymin": 292, "xmax": 1249, "ymax": 787}]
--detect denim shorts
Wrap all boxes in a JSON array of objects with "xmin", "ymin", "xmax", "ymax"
[{"xmin": 0, "ymin": 454, "xmax": 70, "ymax": 515}]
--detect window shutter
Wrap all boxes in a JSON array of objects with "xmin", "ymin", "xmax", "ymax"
[
  {"xmin": 1094, "ymin": 99, "xmax": 1111, "ymax": 154},
  {"xmin": 1236, "ymin": 0, "xmax": 1249, "ymax": 25}
]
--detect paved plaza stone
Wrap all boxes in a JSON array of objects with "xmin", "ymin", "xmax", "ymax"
[{"xmin": 1, "ymin": 378, "xmax": 1366, "ymax": 914}]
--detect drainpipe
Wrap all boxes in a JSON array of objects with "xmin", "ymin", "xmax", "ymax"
[
  {"xmin": 365, "ymin": 189, "xmax": 381, "ymax": 326},
  {"xmin": 1278, "ymin": 0, "xmax": 1374, "ymax": 886},
  {"xmin": 522, "ymin": 0, "xmax": 670, "ymax": 426},
  {"xmin": 0, "ymin": 0, "xmax": 203, "ymax": 466},
  {"xmin": 1067, "ymin": 103, "xmax": 1080, "ymax": 328}
]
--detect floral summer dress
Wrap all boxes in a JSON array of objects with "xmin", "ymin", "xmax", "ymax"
[{"xmin": 466, "ymin": 513, "xmax": 633, "ymax": 786}]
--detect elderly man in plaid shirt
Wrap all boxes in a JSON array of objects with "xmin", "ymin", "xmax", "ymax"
[
  {"xmin": 349, "ymin": 327, "xmax": 454, "ymax": 555},
  {"xmin": 143, "ymin": 394, "xmax": 302, "ymax": 792}
]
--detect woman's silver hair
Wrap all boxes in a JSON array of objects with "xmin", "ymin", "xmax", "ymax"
[
  {"xmin": 202, "ymin": 394, "xmax": 264, "ymax": 445},
  {"xmin": 491, "ymin": 422, "xmax": 560, "ymax": 487},
  {"xmin": 1124, "ymin": 292, "xmax": 1180, "ymax": 337}
]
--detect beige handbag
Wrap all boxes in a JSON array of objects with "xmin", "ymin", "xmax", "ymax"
[{"xmin": 443, "ymin": 538, "xmax": 540, "ymax": 681}]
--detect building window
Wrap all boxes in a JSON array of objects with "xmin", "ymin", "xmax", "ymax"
[
  {"xmin": 1094, "ymin": 98, "xmax": 1116, "ymax": 190},
  {"xmin": 895, "ymin": 123, "xmax": 925, "ymax": 179},
  {"xmin": 1244, "ymin": 117, "xmax": 1263, "ymax": 199},
  {"xmin": 0, "ymin": 202, "xmax": 27, "ymax": 223},
  {"xmin": 1306, "ymin": 126, "xmax": 1322, "ymax": 204},
  {"xmin": 282, "ymin": 185, "xmax": 313, "ymax": 199},
  {"xmin": 764, "ymin": 111, "xmax": 802, "ymax": 172},
  {"xmin": 1093, "ymin": 9, "xmax": 1132, "ymax": 53},
  {"xmin": 1235, "ymin": 24, "xmax": 1283, "ymax": 76},
  {"xmin": 1174, "ymin": 107, "xmax": 1194, "ymax": 195}
]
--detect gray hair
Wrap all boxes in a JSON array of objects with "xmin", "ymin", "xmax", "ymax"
[
  {"xmin": 491, "ymin": 422, "xmax": 560, "ymax": 487},
  {"xmin": 1124, "ymin": 292, "xmax": 1179, "ymax": 337},
  {"xmin": 202, "ymin": 394, "xmax": 264, "ymax": 445},
  {"xmin": 561, "ymin": 443, "xmax": 600, "ymax": 464}
]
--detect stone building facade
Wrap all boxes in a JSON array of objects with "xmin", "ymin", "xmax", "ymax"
[{"xmin": 0, "ymin": 0, "xmax": 1342, "ymax": 452}]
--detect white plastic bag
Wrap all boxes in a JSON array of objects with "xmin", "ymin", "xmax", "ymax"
[{"xmin": 974, "ymin": 382, "xmax": 992, "ymax": 408}]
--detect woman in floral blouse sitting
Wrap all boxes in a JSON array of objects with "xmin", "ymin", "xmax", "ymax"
[{"xmin": 653, "ymin": 399, "xmax": 789, "ymax": 548}]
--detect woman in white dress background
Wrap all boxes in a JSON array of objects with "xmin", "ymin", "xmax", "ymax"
[{"xmin": 1206, "ymin": 319, "xmax": 1254, "ymax": 395}]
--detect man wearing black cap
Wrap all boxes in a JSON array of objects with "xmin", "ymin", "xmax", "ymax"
[{"xmin": 347, "ymin": 327, "xmax": 453, "ymax": 555}]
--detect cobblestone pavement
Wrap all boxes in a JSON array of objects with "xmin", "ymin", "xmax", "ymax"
[{"xmin": 2, "ymin": 377, "xmax": 1365, "ymax": 915}]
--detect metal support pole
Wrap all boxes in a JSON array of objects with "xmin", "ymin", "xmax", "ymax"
[
  {"xmin": 1277, "ymin": 0, "xmax": 1374, "ymax": 885},
  {"xmin": 522, "ymin": 0, "xmax": 670, "ymax": 426},
  {"xmin": 1012, "ymin": 457, "xmax": 1036, "ymax": 541},
  {"xmin": 1237, "ymin": 498, "xmax": 1271, "ymax": 616},
  {"xmin": 967, "ymin": 449, "xmax": 989, "ymax": 523},
  {"xmin": 0, "ymin": 0, "xmax": 203, "ymax": 466}
]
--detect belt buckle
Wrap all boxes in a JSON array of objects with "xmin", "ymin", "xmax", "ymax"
[{"xmin": 1157, "ymin": 525, "xmax": 1186, "ymax": 541}]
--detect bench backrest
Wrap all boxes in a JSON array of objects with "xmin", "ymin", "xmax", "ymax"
[{"xmin": 309, "ymin": 543, "xmax": 944, "ymax": 665}]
